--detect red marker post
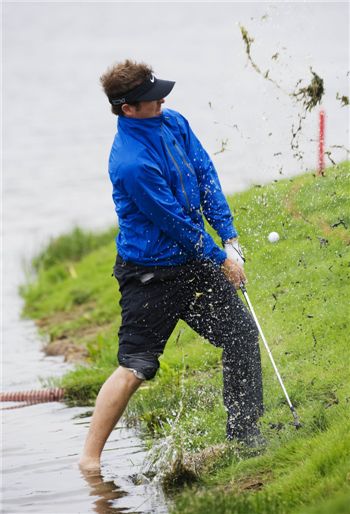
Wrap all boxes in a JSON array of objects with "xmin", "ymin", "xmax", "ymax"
[{"xmin": 318, "ymin": 109, "xmax": 325, "ymax": 176}]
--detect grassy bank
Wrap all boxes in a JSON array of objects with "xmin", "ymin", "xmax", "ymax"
[{"xmin": 22, "ymin": 163, "xmax": 350, "ymax": 513}]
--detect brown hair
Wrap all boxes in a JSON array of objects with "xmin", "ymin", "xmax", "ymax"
[{"xmin": 100, "ymin": 59, "xmax": 153, "ymax": 116}]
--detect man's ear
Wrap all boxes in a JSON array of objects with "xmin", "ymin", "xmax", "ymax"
[{"xmin": 121, "ymin": 104, "xmax": 134, "ymax": 117}]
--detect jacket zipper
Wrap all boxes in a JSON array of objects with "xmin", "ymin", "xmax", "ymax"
[
  {"xmin": 164, "ymin": 140, "xmax": 191, "ymax": 211},
  {"xmin": 173, "ymin": 141, "xmax": 195, "ymax": 176}
]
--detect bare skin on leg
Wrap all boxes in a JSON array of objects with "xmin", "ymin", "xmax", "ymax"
[{"xmin": 79, "ymin": 366, "xmax": 142, "ymax": 472}]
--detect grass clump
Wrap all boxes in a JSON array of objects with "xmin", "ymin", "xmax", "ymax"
[
  {"xmin": 21, "ymin": 162, "xmax": 350, "ymax": 513},
  {"xmin": 32, "ymin": 226, "xmax": 116, "ymax": 271}
]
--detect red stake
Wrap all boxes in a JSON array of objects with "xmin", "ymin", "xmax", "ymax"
[{"xmin": 318, "ymin": 109, "xmax": 325, "ymax": 176}]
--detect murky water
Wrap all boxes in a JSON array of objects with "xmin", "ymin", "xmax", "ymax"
[
  {"xmin": 2, "ymin": 403, "xmax": 167, "ymax": 513},
  {"xmin": 2, "ymin": 270, "xmax": 168, "ymax": 512},
  {"xmin": 2, "ymin": 2, "xmax": 348, "ymax": 513}
]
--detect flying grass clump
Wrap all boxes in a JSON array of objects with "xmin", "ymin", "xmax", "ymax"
[
  {"xmin": 239, "ymin": 25, "xmax": 285, "ymax": 93},
  {"xmin": 239, "ymin": 25, "xmax": 325, "ymax": 113},
  {"xmin": 293, "ymin": 69, "xmax": 324, "ymax": 112},
  {"xmin": 336, "ymin": 92, "xmax": 349, "ymax": 107},
  {"xmin": 238, "ymin": 23, "xmax": 330, "ymax": 164}
]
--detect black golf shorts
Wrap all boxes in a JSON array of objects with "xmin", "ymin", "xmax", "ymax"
[{"xmin": 113, "ymin": 255, "xmax": 258, "ymax": 380}]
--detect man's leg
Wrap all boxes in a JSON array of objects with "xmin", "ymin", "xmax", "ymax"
[
  {"xmin": 181, "ymin": 262, "xmax": 264, "ymax": 443},
  {"xmin": 80, "ymin": 260, "xmax": 182, "ymax": 471},
  {"xmin": 222, "ymin": 322, "xmax": 264, "ymax": 442},
  {"xmin": 79, "ymin": 366, "xmax": 142, "ymax": 471}
]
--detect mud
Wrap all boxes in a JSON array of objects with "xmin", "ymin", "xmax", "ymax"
[
  {"xmin": 138, "ymin": 443, "xmax": 232, "ymax": 491},
  {"xmin": 36, "ymin": 301, "xmax": 96, "ymax": 330},
  {"xmin": 44, "ymin": 339, "xmax": 89, "ymax": 363},
  {"xmin": 34, "ymin": 302, "xmax": 115, "ymax": 362},
  {"xmin": 234, "ymin": 471, "xmax": 273, "ymax": 492}
]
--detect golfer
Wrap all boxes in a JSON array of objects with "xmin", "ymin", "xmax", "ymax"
[{"xmin": 80, "ymin": 60, "xmax": 264, "ymax": 472}]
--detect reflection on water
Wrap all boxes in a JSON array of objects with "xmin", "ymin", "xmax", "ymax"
[
  {"xmin": 80, "ymin": 469, "xmax": 130, "ymax": 514},
  {"xmin": 81, "ymin": 466, "xmax": 166, "ymax": 514},
  {"xmin": 2, "ymin": 404, "xmax": 169, "ymax": 513}
]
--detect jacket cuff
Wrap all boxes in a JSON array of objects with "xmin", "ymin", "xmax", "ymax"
[
  {"xmin": 219, "ymin": 225, "xmax": 238, "ymax": 242},
  {"xmin": 207, "ymin": 246, "xmax": 227, "ymax": 266}
]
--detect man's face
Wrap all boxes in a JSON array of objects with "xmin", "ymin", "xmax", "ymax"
[{"xmin": 123, "ymin": 98, "xmax": 165, "ymax": 119}]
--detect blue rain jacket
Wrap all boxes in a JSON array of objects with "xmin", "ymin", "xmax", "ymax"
[{"xmin": 108, "ymin": 108, "xmax": 237, "ymax": 266}]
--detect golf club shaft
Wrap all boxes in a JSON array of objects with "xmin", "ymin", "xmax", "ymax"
[{"xmin": 240, "ymin": 284, "xmax": 300, "ymax": 424}]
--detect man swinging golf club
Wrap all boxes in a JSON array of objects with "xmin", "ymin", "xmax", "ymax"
[{"xmin": 79, "ymin": 59, "xmax": 264, "ymax": 472}]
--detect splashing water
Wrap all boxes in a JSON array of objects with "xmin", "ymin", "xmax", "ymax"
[{"xmin": 135, "ymin": 331, "xmax": 197, "ymax": 488}]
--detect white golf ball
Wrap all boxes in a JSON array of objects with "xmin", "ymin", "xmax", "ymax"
[{"xmin": 268, "ymin": 231, "xmax": 280, "ymax": 243}]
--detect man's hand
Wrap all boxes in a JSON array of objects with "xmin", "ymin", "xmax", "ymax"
[
  {"xmin": 221, "ymin": 258, "xmax": 246, "ymax": 290},
  {"xmin": 224, "ymin": 238, "xmax": 245, "ymax": 268}
]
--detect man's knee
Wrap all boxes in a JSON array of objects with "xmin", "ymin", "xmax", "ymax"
[
  {"xmin": 118, "ymin": 351, "xmax": 160, "ymax": 380},
  {"xmin": 247, "ymin": 315, "xmax": 259, "ymax": 342},
  {"xmin": 222, "ymin": 314, "xmax": 259, "ymax": 350},
  {"xmin": 221, "ymin": 315, "xmax": 260, "ymax": 366}
]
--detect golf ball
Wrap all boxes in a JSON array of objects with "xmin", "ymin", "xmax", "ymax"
[{"xmin": 268, "ymin": 231, "xmax": 280, "ymax": 243}]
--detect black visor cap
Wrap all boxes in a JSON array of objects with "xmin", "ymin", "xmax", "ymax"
[
  {"xmin": 110, "ymin": 76, "xmax": 175, "ymax": 106},
  {"xmin": 136, "ymin": 78, "xmax": 175, "ymax": 102}
]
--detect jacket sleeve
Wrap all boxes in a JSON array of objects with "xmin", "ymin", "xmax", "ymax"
[
  {"xmin": 122, "ymin": 160, "xmax": 227, "ymax": 265},
  {"xmin": 177, "ymin": 113, "xmax": 238, "ymax": 242}
]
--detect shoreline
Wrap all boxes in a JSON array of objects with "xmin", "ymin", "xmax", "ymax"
[{"xmin": 21, "ymin": 163, "xmax": 350, "ymax": 513}]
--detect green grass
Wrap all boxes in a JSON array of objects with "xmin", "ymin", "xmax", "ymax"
[
  {"xmin": 31, "ymin": 226, "xmax": 117, "ymax": 271},
  {"xmin": 21, "ymin": 162, "xmax": 350, "ymax": 513}
]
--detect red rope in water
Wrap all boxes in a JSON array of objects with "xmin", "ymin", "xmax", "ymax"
[{"xmin": 0, "ymin": 388, "xmax": 65, "ymax": 403}]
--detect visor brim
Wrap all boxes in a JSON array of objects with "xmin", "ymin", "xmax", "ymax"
[{"xmin": 136, "ymin": 79, "xmax": 175, "ymax": 102}]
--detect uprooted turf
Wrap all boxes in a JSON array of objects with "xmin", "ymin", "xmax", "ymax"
[{"xmin": 21, "ymin": 162, "xmax": 350, "ymax": 514}]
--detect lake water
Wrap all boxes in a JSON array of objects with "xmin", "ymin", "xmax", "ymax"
[{"xmin": 2, "ymin": 2, "xmax": 349, "ymax": 513}]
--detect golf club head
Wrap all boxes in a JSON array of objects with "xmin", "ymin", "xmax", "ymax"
[
  {"xmin": 291, "ymin": 407, "xmax": 302, "ymax": 429},
  {"xmin": 294, "ymin": 419, "xmax": 303, "ymax": 429}
]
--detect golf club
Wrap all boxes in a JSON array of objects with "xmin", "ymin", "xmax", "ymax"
[{"xmin": 240, "ymin": 283, "xmax": 302, "ymax": 429}]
